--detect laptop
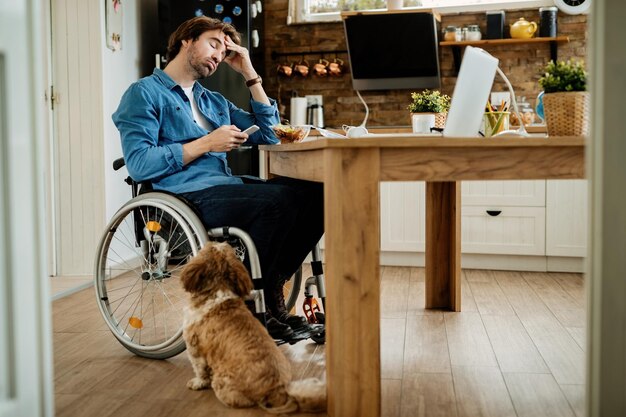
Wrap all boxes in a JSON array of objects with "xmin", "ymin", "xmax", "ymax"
[{"xmin": 443, "ymin": 46, "xmax": 499, "ymax": 137}]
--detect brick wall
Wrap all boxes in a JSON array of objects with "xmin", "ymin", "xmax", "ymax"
[{"xmin": 263, "ymin": 0, "xmax": 587, "ymax": 128}]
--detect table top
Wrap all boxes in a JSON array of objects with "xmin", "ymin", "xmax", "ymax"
[
  {"xmin": 259, "ymin": 136, "xmax": 585, "ymax": 151},
  {"xmin": 261, "ymin": 135, "xmax": 586, "ymax": 182}
]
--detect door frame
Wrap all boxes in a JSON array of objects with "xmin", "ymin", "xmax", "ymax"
[
  {"xmin": 587, "ymin": 1, "xmax": 626, "ymax": 415},
  {"xmin": 43, "ymin": 0, "xmax": 57, "ymax": 277},
  {"xmin": 0, "ymin": 0, "xmax": 55, "ymax": 415}
]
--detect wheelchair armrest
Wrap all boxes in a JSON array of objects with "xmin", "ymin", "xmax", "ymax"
[
  {"xmin": 113, "ymin": 157, "xmax": 126, "ymax": 171},
  {"xmin": 112, "ymin": 156, "xmax": 155, "ymax": 198}
]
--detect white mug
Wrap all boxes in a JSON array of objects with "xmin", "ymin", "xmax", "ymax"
[
  {"xmin": 412, "ymin": 113, "xmax": 436, "ymax": 134},
  {"xmin": 346, "ymin": 125, "xmax": 369, "ymax": 138}
]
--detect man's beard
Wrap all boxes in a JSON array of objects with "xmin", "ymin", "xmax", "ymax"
[{"xmin": 187, "ymin": 46, "xmax": 215, "ymax": 79}]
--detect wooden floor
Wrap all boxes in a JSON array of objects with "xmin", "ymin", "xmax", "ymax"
[{"xmin": 53, "ymin": 266, "xmax": 585, "ymax": 417}]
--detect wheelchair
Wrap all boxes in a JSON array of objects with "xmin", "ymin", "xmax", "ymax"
[{"xmin": 94, "ymin": 158, "xmax": 326, "ymax": 359}]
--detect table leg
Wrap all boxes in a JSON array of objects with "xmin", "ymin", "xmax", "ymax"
[
  {"xmin": 324, "ymin": 148, "xmax": 381, "ymax": 417},
  {"xmin": 425, "ymin": 181, "xmax": 461, "ymax": 311}
]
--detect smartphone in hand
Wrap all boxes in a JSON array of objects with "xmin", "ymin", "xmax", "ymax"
[{"xmin": 243, "ymin": 125, "xmax": 260, "ymax": 136}]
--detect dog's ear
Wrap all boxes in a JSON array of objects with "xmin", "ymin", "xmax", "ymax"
[
  {"xmin": 225, "ymin": 248, "xmax": 253, "ymax": 297},
  {"xmin": 180, "ymin": 245, "xmax": 216, "ymax": 294}
]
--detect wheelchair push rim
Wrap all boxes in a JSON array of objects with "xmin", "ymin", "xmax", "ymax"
[{"xmin": 94, "ymin": 197, "xmax": 205, "ymax": 356}]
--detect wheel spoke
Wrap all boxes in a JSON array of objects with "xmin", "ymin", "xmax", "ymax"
[{"xmin": 96, "ymin": 198, "xmax": 204, "ymax": 357}]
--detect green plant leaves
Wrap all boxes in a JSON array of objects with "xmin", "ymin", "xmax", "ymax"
[
  {"xmin": 538, "ymin": 60, "xmax": 587, "ymax": 93},
  {"xmin": 407, "ymin": 89, "xmax": 451, "ymax": 113}
]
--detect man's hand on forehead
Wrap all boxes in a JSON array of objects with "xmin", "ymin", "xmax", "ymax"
[
  {"xmin": 224, "ymin": 35, "xmax": 236, "ymax": 57},
  {"xmin": 225, "ymin": 35, "xmax": 244, "ymax": 58}
]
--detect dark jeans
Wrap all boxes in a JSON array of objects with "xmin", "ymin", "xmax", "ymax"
[{"xmin": 180, "ymin": 177, "xmax": 324, "ymax": 315}]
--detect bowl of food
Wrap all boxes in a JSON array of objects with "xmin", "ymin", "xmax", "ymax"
[{"xmin": 272, "ymin": 124, "xmax": 311, "ymax": 143}]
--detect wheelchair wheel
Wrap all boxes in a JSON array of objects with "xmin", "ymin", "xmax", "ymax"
[{"xmin": 94, "ymin": 193, "xmax": 208, "ymax": 359}]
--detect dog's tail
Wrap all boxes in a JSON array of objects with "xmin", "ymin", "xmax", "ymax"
[
  {"xmin": 259, "ymin": 378, "xmax": 326, "ymax": 414},
  {"xmin": 259, "ymin": 387, "xmax": 298, "ymax": 414},
  {"xmin": 286, "ymin": 378, "xmax": 326, "ymax": 413}
]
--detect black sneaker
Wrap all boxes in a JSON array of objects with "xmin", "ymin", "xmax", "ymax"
[
  {"xmin": 275, "ymin": 311, "xmax": 308, "ymax": 330},
  {"xmin": 270, "ymin": 279, "xmax": 308, "ymax": 330},
  {"xmin": 266, "ymin": 316, "xmax": 294, "ymax": 340}
]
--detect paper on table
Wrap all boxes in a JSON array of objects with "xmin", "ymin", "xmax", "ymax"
[
  {"xmin": 314, "ymin": 127, "xmax": 347, "ymax": 139},
  {"xmin": 362, "ymin": 132, "xmax": 443, "ymax": 138}
]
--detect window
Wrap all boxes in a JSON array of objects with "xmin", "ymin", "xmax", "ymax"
[{"xmin": 288, "ymin": 0, "xmax": 554, "ymax": 24}]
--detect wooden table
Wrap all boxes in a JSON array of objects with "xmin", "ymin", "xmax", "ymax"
[{"xmin": 260, "ymin": 136, "xmax": 585, "ymax": 417}]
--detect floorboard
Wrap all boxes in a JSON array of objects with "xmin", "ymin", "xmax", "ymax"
[{"xmin": 54, "ymin": 267, "xmax": 585, "ymax": 417}]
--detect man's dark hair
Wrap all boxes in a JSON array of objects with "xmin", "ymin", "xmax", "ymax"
[{"xmin": 166, "ymin": 16, "xmax": 242, "ymax": 62}]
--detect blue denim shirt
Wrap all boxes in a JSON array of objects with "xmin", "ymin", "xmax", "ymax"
[{"xmin": 112, "ymin": 68, "xmax": 280, "ymax": 194}]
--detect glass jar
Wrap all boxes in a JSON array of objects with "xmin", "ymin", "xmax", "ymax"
[
  {"xmin": 443, "ymin": 26, "xmax": 457, "ymax": 42},
  {"xmin": 466, "ymin": 24, "xmax": 482, "ymax": 41},
  {"xmin": 522, "ymin": 108, "xmax": 536, "ymax": 125},
  {"xmin": 455, "ymin": 27, "xmax": 463, "ymax": 41}
]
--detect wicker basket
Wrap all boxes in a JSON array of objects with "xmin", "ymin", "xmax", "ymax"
[
  {"xmin": 542, "ymin": 91, "xmax": 590, "ymax": 136},
  {"xmin": 410, "ymin": 112, "xmax": 447, "ymax": 130},
  {"xmin": 435, "ymin": 112, "xmax": 447, "ymax": 129}
]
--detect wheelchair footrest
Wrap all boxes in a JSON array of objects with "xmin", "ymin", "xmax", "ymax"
[{"xmin": 274, "ymin": 323, "xmax": 325, "ymax": 346}]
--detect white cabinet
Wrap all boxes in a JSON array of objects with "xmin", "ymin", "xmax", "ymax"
[
  {"xmin": 461, "ymin": 180, "xmax": 546, "ymax": 256},
  {"xmin": 546, "ymin": 180, "xmax": 588, "ymax": 257},
  {"xmin": 378, "ymin": 179, "xmax": 587, "ymax": 271},
  {"xmin": 461, "ymin": 206, "xmax": 546, "ymax": 255},
  {"xmin": 380, "ymin": 182, "xmax": 425, "ymax": 252},
  {"xmin": 462, "ymin": 180, "xmax": 545, "ymax": 207}
]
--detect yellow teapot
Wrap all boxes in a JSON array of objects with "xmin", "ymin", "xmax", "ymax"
[{"xmin": 510, "ymin": 18, "xmax": 537, "ymax": 39}]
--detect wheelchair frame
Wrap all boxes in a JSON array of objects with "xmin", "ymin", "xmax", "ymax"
[{"xmin": 94, "ymin": 158, "xmax": 325, "ymax": 359}]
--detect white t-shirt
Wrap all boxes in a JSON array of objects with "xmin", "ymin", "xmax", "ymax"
[{"xmin": 182, "ymin": 86, "xmax": 213, "ymax": 132}]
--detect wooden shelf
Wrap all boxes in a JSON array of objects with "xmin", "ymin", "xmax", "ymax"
[
  {"xmin": 440, "ymin": 36, "xmax": 570, "ymax": 47},
  {"xmin": 440, "ymin": 36, "xmax": 570, "ymax": 74}
]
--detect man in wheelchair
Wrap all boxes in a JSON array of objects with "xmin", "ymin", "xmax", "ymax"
[{"xmin": 112, "ymin": 16, "xmax": 323, "ymax": 340}]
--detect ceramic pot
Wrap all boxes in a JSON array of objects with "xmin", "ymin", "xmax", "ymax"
[
  {"xmin": 411, "ymin": 113, "xmax": 436, "ymax": 133},
  {"xmin": 510, "ymin": 18, "xmax": 537, "ymax": 39}
]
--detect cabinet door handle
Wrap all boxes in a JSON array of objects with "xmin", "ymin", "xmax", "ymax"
[{"xmin": 486, "ymin": 210, "xmax": 502, "ymax": 217}]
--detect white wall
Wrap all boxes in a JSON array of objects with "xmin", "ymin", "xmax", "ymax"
[{"xmin": 100, "ymin": 0, "xmax": 143, "ymax": 220}]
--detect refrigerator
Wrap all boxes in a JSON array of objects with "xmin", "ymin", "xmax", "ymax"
[{"xmin": 157, "ymin": 0, "xmax": 265, "ymax": 176}]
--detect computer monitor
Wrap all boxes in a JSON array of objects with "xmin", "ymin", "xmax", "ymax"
[
  {"xmin": 342, "ymin": 11, "xmax": 441, "ymax": 91},
  {"xmin": 443, "ymin": 46, "xmax": 499, "ymax": 137}
]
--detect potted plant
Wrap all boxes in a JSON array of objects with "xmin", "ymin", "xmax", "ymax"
[
  {"xmin": 407, "ymin": 89, "xmax": 451, "ymax": 133},
  {"xmin": 538, "ymin": 59, "xmax": 589, "ymax": 136}
]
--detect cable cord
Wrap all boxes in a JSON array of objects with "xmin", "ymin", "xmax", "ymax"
[
  {"xmin": 473, "ymin": 47, "xmax": 529, "ymax": 137},
  {"xmin": 495, "ymin": 66, "xmax": 529, "ymax": 136},
  {"xmin": 356, "ymin": 90, "xmax": 369, "ymax": 127},
  {"xmin": 342, "ymin": 90, "xmax": 370, "ymax": 137}
]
